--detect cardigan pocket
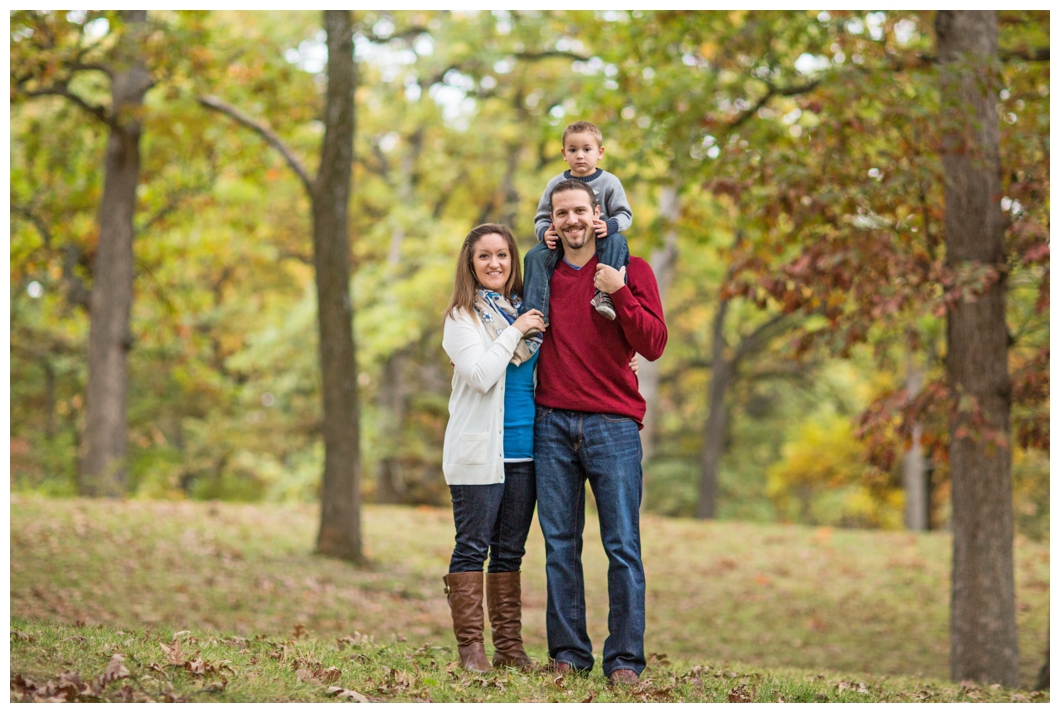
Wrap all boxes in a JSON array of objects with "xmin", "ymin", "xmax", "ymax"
[{"xmin": 458, "ymin": 432, "xmax": 490, "ymax": 465}]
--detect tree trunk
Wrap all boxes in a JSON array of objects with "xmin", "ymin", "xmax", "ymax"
[
  {"xmin": 1034, "ymin": 641, "xmax": 1049, "ymax": 691},
  {"xmin": 314, "ymin": 9, "xmax": 363, "ymax": 562},
  {"xmin": 936, "ymin": 10, "xmax": 1019, "ymax": 687},
  {"xmin": 374, "ymin": 128, "xmax": 422, "ymax": 503},
  {"xmin": 80, "ymin": 10, "xmax": 150, "ymax": 498},
  {"xmin": 902, "ymin": 359, "xmax": 929, "ymax": 530},
  {"xmin": 638, "ymin": 181, "xmax": 679, "ymax": 463},
  {"xmin": 695, "ymin": 297, "xmax": 731, "ymax": 520},
  {"xmin": 374, "ymin": 349, "xmax": 409, "ymax": 504}
]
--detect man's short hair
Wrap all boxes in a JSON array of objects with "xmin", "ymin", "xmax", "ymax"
[
  {"xmin": 562, "ymin": 121, "xmax": 603, "ymax": 147},
  {"xmin": 549, "ymin": 179, "xmax": 598, "ymax": 214}
]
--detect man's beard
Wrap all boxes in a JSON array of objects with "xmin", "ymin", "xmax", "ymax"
[{"xmin": 560, "ymin": 223, "xmax": 591, "ymax": 250}]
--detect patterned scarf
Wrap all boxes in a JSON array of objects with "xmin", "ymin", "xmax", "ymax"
[{"xmin": 473, "ymin": 288, "xmax": 542, "ymax": 366}]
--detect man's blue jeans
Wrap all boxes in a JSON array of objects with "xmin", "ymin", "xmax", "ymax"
[{"xmin": 534, "ymin": 407, "xmax": 646, "ymax": 676}]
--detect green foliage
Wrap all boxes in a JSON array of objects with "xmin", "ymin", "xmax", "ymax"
[
  {"xmin": 767, "ymin": 413, "xmax": 903, "ymax": 529},
  {"xmin": 9, "ymin": 11, "xmax": 1048, "ymax": 537}
]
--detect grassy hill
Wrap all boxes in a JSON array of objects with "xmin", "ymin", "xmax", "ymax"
[{"xmin": 10, "ymin": 495, "xmax": 1049, "ymax": 702}]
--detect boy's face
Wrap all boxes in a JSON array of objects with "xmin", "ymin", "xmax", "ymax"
[{"xmin": 561, "ymin": 131, "xmax": 604, "ymax": 177}]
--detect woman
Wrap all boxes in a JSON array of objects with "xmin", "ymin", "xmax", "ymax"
[{"xmin": 441, "ymin": 223, "xmax": 546, "ymax": 672}]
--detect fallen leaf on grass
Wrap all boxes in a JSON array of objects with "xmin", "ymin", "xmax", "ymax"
[
  {"xmin": 338, "ymin": 632, "xmax": 373, "ymax": 649},
  {"xmin": 297, "ymin": 666, "xmax": 342, "ymax": 685},
  {"xmin": 199, "ymin": 679, "xmax": 228, "ymax": 693},
  {"xmin": 161, "ymin": 638, "xmax": 185, "ymax": 665},
  {"xmin": 66, "ymin": 635, "xmax": 87, "ymax": 644},
  {"xmin": 837, "ymin": 680, "xmax": 869, "ymax": 694},
  {"xmin": 102, "ymin": 654, "xmax": 131, "ymax": 684},
  {"xmin": 328, "ymin": 686, "xmax": 370, "ymax": 702},
  {"xmin": 647, "ymin": 652, "xmax": 670, "ymax": 667},
  {"xmin": 728, "ymin": 685, "xmax": 753, "ymax": 702}
]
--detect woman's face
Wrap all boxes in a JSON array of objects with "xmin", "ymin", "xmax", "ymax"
[{"xmin": 472, "ymin": 233, "xmax": 511, "ymax": 293}]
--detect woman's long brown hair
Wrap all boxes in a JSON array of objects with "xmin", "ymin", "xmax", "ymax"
[{"xmin": 443, "ymin": 223, "xmax": 523, "ymax": 323}]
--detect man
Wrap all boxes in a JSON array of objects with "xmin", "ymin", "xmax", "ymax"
[{"xmin": 532, "ymin": 179, "xmax": 667, "ymax": 685}]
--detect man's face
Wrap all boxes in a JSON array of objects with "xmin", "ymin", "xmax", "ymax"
[{"xmin": 550, "ymin": 188, "xmax": 600, "ymax": 252}]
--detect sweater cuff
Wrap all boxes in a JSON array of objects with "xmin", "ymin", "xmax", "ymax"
[
  {"xmin": 610, "ymin": 284, "xmax": 635, "ymax": 313},
  {"xmin": 604, "ymin": 218, "xmax": 619, "ymax": 237}
]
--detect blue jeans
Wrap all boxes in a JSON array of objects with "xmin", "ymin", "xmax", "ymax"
[
  {"xmin": 534, "ymin": 407, "xmax": 645, "ymax": 676},
  {"xmin": 449, "ymin": 461, "xmax": 537, "ymax": 573},
  {"xmin": 522, "ymin": 233, "xmax": 631, "ymax": 323}
]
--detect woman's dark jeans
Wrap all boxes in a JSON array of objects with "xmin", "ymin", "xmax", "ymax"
[{"xmin": 449, "ymin": 461, "xmax": 536, "ymax": 573}]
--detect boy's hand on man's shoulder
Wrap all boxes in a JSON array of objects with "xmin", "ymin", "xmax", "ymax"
[
  {"xmin": 544, "ymin": 224, "xmax": 559, "ymax": 249},
  {"xmin": 593, "ymin": 218, "xmax": 609, "ymax": 237}
]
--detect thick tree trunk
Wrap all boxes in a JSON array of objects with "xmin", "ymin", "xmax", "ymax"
[
  {"xmin": 314, "ymin": 10, "xmax": 363, "ymax": 562},
  {"xmin": 638, "ymin": 182, "xmax": 679, "ymax": 463},
  {"xmin": 695, "ymin": 297, "xmax": 731, "ymax": 520},
  {"xmin": 902, "ymin": 360, "xmax": 929, "ymax": 530},
  {"xmin": 80, "ymin": 10, "xmax": 150, "ymax": 497},
  {"xmin": 936, "ymin": 10, "xmax": 1019, "ymax": 687}
]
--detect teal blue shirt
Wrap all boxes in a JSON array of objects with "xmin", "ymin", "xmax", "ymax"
[{"xmin": 503, "ymin": 350, "xmax": 538, "ymax": 460}]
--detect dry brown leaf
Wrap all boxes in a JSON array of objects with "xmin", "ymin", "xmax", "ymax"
[
  {"xmin": 161, "ymin": 638, "xmax": 185, "ymax": 665},
  {"xmin": 328, "ymin": 687, "xmax": 370, "ymax": 702},
  {"xmin": 102, "ymin": 654, "xmax": 130, "ymax": 684},
  {"xmin": 728, "ymin": 684, "xmax": 752, "ymax": 703}
]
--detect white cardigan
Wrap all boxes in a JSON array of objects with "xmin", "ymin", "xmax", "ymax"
[{"xmin": 441, "ymin": 308, "xmax": 524, "ymax": 485}]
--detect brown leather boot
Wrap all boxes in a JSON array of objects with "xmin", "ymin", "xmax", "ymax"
[
  {"xmin": 442, "ymin": 572, "xmax": 491, "ymax": 672},
  {"xmin": 486, "ymin": 571, "xmax": 533, "ymax": 670}
]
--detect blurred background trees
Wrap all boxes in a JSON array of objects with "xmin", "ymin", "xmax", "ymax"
[{"xmin": 11, "ymin": 11, "xmax": 1048, "ymax": 560}]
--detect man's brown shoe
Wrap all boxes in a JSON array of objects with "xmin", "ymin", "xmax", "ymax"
[
  {"xmin": 608, "ymin": 669, "xmax": 639, "ymax": 686},
  {"xmin": 548, "ymin": 660, "xmax": 574, "ymax": 675}
]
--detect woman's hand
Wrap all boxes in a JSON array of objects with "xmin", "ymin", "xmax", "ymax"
[
  {"xmin": 513, "ymin": 309, "xmax": 546, "ymax": 336},
  {"xmin": 629, "ymin": 353, "xmax": 639, "ymax": 374}
]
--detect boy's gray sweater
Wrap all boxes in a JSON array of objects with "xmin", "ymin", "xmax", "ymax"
[{"xmin": 533, "ymin": 168, "xmax": 633, "ymax": 242}]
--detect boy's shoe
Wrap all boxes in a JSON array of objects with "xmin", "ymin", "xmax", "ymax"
[{"xmin": 591, "ymin": 290, "xmax": 616, "ymax": 320}]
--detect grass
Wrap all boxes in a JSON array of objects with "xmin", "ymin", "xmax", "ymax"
[{"xmin": 10, "ymin": 494, "xmax": 1050, "ymax": 702}]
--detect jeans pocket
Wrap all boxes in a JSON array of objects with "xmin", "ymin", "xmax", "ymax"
[
  {"xmin": 458, "ymin": 432, "xmax": 490, "ymax": 465},
  {"xmin": 601, "ymin": 413, "xmax": 633, "ymax": 423}
]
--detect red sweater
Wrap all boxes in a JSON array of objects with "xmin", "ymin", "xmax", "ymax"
[{"xmin": 535, "ymin": 256, "xmax": 667, "ymax": 427}]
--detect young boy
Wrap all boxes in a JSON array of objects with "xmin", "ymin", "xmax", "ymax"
[{"xmin": 523, "ymin": 121, "xmax": 632, "ymax": 322}]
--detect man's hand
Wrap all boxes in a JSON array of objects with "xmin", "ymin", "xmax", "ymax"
[
  {"xmin": 594, "ymin": 264, "xmax": 625, "ymax": 295},
  {"xmin": 544, "ymin": 224, "xmax": 559, "ymax": 249},
  {"xmin": 593, "ymin": 218, "xmax": 609, "ymax": 237}
]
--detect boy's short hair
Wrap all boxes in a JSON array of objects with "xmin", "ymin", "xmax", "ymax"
[{"xmin": 562, "ymin": 121, "xmax": 603, "ymax": 147}]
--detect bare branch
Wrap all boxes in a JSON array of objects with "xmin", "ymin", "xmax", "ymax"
[
  {"xmin": 999, "ymin": 46, "xmax": 1049, "ymax": 62},
  {"xmin": 514, "ymin": 49, "xmax": 591, "ymax": 62},
  {"xmin": 24, "ymin": 84, "xmax": 114, "ymax": 127},
  {"xmin": 12, "ymin": 203, "xmax": 54, "ymax": 248},
  {"xmin": 70, "ymin": 61, "xmax": 114, "ymax": 78},
  {"xmin": 734, "ymin": 312, "xmax": 793, "ymax": 364},
  {"xmin": 727, "ymin": 77, "xmax": 822, "ymax": 130},
  {"xmin": 358, "ymin": 25, "xmax": 431, "ymax": 44},
  {"xmin": 197, "ymin": 94, "xmax": 314, "ymax": 197}
]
